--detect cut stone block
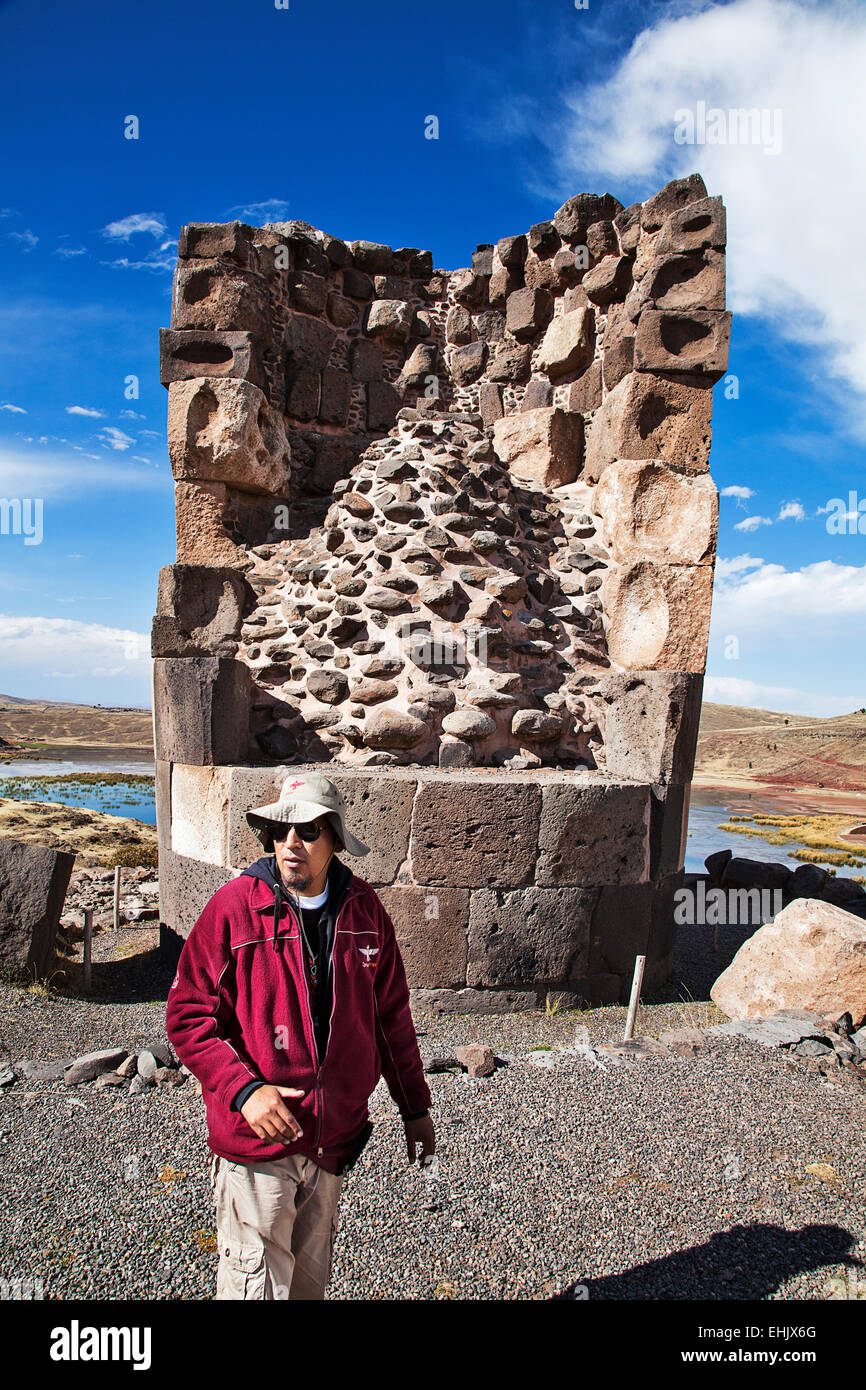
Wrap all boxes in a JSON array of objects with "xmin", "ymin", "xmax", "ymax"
[
  {"xmin": 178, "ymin": 221, "xmax": 256, "ymax": 265},
  {"xmin": 602, "ymin": 560, "xmax": 714, "ymax": 671},
  {"xmin": 0, "ymin": 839, "xmax": 75, "ymax": 977},
  {"xmin": 581, "ymin": 255, "xmax": 632, "ymax": 306},
  {"xmin": 167, "ymin": 378, "xmax": 291, "ymax": 495},
  {"xmin": 170, "ymin": 766, "xmax": 231, "ymax": 866},
  {"xmin": 536, "ymin": 782, "xmax": 651, "ymax": 886},
  {"xmin": 563, "ymin": 361, "xmax": 603, "ymax": 413},
  {"xmin": 411, "ymin": 780, "xmax": 541, "ymax": 888},
  {"xmin": 640, "ymin": 174, "xmax": 708, "ymax": 232},
  {"xmin": 654, "ymin": 196, "xmax": 726, "ymax": 256},
  {"xmin": 594, "ymin": 459, "xmax": 718, "ymax": 565},
  {"xmin": 366, "ymin": 299, "xmax": 413, "ymax": 342},
  {"xmin": 172, "ymin": 260, "xmax": 270, "ymax": 335},
  {"xmin": 492, "ymin": 407, "xmax": 583, "ymax": 487},
  {"xmin": 632, "ymin": 251, "xmax": 725, "ymax": 314},
  {"xmin": 159, "ymin": 329, "xmax": 266, "ymax": 390},
  {"xmin": 593, "ymin": 670, "xmax": 704, "ymax": 784},
  {"xmin": 468, "ymin": 887, "xmax": 596, "ymax": 987},
  {"xmin": 152, "ymin": 657, "xmax": 252, "ymax": 765},
  {"xmin": 152, "ymin": 564, "xmax": 257, "ymax": 658},
  {"xmin": 584, "ymin": 370, "xmax": 713, "ymax": 481},
  {"xmin": 505, "ymin": 287, "xmax": 553, "ymax": 342},
  {"xmin": 158, "ymin": 845, "xmax": 236, "ymax": 940},
  {"xmin": 377, "ymin": 886, "xmax": 469, "ymax": 988},
  {"xmin": 634, "ymin": 309, "xmax": 732, "ymax": 382},
  {"xmin": 536, "ymin": 307, "xmax": 595, "ymax": 379}
]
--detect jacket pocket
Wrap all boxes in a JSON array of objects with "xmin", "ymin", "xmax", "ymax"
[{"xmin": 216, "ymin": 1238, "xmax": 267, "ymax": 1301}]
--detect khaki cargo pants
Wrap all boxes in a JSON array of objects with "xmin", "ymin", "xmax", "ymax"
[{"xmin": 208, "ymin": 1151, "xmax": 344, "ymax": 1300}]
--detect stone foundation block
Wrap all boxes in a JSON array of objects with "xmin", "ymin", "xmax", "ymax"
[
  {"xmin": 536, "ymin": 781, "xmax": 651, "ymax": 886},
  {"xmin": 468, "ymin": 886, "xmax": 596, "ymax": 987},
  {"xmin": 410, "ymin": 780, "xmax": 540, "ymax": 887},
  {"xmin": 158, "ymin": 845, "xmax": 237, "ymax": 939},
  {"xmin": 377, "ymin": 886, "xmax": 469, "ymax": 988}
]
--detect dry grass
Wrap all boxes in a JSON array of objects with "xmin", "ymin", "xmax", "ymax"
[{"xmin": 717, "ymin": 812, "xmax": 866, "ymax": 869}]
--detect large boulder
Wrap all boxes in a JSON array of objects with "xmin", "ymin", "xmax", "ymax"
[
  {"xmin": 0, "ymin": 839, "xmax": 75, "ymax": 978},
  {"xmin": 711, "ymin": 899, "xmax": 866, "ymax": 1025}
]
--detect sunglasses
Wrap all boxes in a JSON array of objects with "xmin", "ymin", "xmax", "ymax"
[{"xmin": 270, "ymin": 819, "xmax": 328, "ymax": 844}]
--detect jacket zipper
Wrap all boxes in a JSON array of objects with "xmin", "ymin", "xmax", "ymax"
[{"xmin": 282, "ymin": 886, "xmax": 360, "ymax": 1158}]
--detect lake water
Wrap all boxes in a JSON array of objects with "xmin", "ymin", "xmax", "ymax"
[
  {"xmin": 686, "ymin": 785, "xmax": 866, "ymax": 879},
  {"xmin": 1, "ymin": 758, "xmax": 864, "ymax": 876},
  {"xmin": 0, "ymin": 757, "xmax": 157, "ymax": 826}
]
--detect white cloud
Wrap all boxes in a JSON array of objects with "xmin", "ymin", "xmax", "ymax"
[
  {"xmin": 102, "ymin": 212, "xmax": 167, "ymax": 241},
  {"xmin": 0, "ymin": 403, "xmax": 26, "ymax": 414},
  {"xmin": 721, "ymin": 485, "xmax": 754, "ymax": 504},
  {"xmin": 8, "ymin": 229, "xmax": 38, "ymax": 251},
  {"xmin": 229, "ymin": 198, "xmax": 291, "ymax": 222},
  {"xmin": 713, "ymin": 556, "xmax": 866, "ymax": 624},
  {"xmin": 101, "ymin": 246, "xmax": 176, "ymax": 274},
  {"xmin": 552, "ymin": 0, "xmax": 866, "ymax": 428},
  {"xmin": 66, "ymin": 405, "xmax": 104, "ymax": 418},
  {"xmin": 778, "ymin": 500, "xmax": 806, "ymax": 521},
  {"xmin": 703, "ymin": 674, "xmax": 860, "ymax": 717},
  {"xmin": 0, "ymin": 615, "xmax": 151, "ymax": 683},
  {"xmin": 733, "ymin": 514, "xmax": 772, "ymax": 531},
  {"xmin": 98, "ymin": 426, "xmax": 134, "ymax": 452},
  {"xmin": 714, "ymin": 553, "xmax": 764, "ymax": 579},
  {"xmin": 55, "ymin": 246, "xmax": 86, "ymax": 259},
  {"xmin": 0, "ymin": 444, "xmax": 166, "ymax": 497}
]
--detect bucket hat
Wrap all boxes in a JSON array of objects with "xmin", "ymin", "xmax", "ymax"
[{"xmin": 245, "ymin": 772, "xmax": 369, "ymax": 857}]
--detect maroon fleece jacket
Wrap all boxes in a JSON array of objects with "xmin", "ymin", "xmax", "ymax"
[{"xmin": 166, "ymin": 866, "xmax": 431, "ymax": 1174}]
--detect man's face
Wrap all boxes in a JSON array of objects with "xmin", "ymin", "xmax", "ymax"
[{"xmin": 272, "ymin": 816, "xmax": 336, "ymax": 894}]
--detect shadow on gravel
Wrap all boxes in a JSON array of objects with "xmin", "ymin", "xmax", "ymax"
[
  {"xmin": 555, "ymin": 1222, "xmax": 860, "ymax": 1300},
  {"xmin": 646, "ymin": 922, "xmax": 758, "ymax": 1008},
  {"xmin": 81, "ymin": 948, "xmax": 174, "ymax": 1005}
]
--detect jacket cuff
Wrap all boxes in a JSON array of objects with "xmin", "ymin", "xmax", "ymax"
[
  {"xmin": 402, "ymin": 1108, "xmax": 430, "ymax": 1122},
  {"xmin": 231, "ymin": 1080, "xmax": 265, "ymax": 1113}
]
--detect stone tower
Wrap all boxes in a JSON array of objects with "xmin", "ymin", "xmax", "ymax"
[{"xmin": 153, "ymin": 173, "xmax": 729, "ymax": 1011}]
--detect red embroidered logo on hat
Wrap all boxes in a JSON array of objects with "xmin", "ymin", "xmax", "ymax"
[{"xmin": 287, "ymin": 780, "xmax": 305, "ymax": 791}]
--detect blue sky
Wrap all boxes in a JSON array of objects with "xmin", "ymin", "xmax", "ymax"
[{"xmin": 0, "ymin": 0, "xmax": 863, "ymax": 715}]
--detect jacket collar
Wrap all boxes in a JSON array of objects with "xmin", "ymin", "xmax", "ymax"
[{"xmin": 245, "ymin": 855, "xmax": 359, "ymax": 915}]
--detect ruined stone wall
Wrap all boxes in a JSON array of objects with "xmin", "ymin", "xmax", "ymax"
[{"xmin": 153, "ymin": 173, "xmax": 729, "ymax": 1011}]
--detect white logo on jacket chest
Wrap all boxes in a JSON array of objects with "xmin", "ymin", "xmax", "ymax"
[{"xmin": 359, "ymin": 944, "xmax": 379, "ymax": 967}]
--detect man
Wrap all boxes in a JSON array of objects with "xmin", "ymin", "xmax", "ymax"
[{"xmin": 166, "ymin": 772, "xmax": 435, "ymax": 1300}]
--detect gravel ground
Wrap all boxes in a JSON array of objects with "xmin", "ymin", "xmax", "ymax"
[{"xmin": 0, "ymin": 918, "xmax": 864, "ymax": 1302}]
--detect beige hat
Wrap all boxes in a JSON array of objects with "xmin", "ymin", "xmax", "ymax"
[{"xmin": 245, "ymin": 772, "xmax": 369, "ymax": 857}]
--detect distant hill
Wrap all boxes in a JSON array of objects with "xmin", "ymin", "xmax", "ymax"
[
  {"xmin": 0, "ymin": 696, "xmax": 153, "ymax": 755},
  {"xmin": 696, "ymin": 703, "xmax": 866, "ymax": 792}
]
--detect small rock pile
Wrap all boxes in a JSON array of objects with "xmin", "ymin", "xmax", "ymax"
[
  {"xmin": 57, "ymin": 867, "xmax": 160, "ymax": 947},
  {"xmin": 1, "ymin": 1042, "xmax": 196, "ymax": 1096},
  {"xmin": 709, "ymin": 1009, "xmax": 866, "ymax": 1094},
  {"xmin": 241, "ymin": 400, "xmax": 612, "ymax": 769}
]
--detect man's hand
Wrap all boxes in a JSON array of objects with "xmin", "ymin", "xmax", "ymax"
[
  {"xmin": 241, "ymin": 1085, "xmax": 305, "ymax": 1144},
  {"xmin": 404, "ymin": 1114, "xmax": 435, "ymax": 1165}
]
